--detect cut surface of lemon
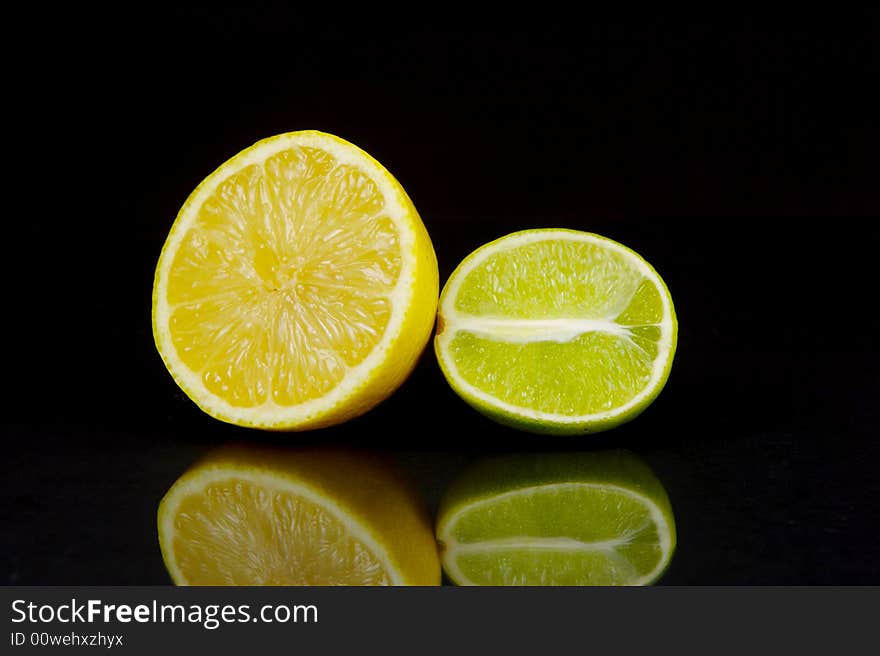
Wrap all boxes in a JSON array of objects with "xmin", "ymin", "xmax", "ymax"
[
  {"xmin": 158, "ymin": 446, "xmax": 440, "ymax": 586},
  {"xmin": 152, "ymin": 131, "xmax": 438, "ymax": 429},
  {"xmin": 435, "ymin": 229, "xmax": 676, "ymax": 434}
]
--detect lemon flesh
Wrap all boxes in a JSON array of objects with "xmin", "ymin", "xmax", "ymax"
[
  {"xmin": 436, "ymin": 452, "xmax": 676, "ymax": 586},
  {"xmin": 153, "ymin": 131, "xmax": 438, "ymax": 429},
  {"xmin": 158, "ymin": 447, "xmax": 440, "ymax": 586},
  {"xmin": 435, "ymin": 229, "xmax": 676, "ymax": 434}
]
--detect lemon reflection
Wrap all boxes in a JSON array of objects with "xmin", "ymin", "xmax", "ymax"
[{"xmin": 157, "ymin": 445, "xmax": 439, "ymax": 586}]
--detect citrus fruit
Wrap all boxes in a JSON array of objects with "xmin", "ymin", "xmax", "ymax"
[
  {"xmin": 435, "ymin": 229, "xmax": 676, "ymax": 434},
  {"xmin": 152, "ymin": 131, "xmax": 438, "ymax": 429},
  {"xmin": 158, "ymin": 446, "xmax": 440, "ymax": 585},
  {"xmin": 436, "ymin": 451, "xmax": 676, "ymax": 586}
]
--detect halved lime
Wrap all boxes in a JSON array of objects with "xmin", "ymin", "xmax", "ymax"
[
  {"xmin": 435, "ymin": 229, "xmax": 677, "ymax": 434},
  {"xmin": 436, "ymin": 451, "xmax": 676, "ymax": 586}
]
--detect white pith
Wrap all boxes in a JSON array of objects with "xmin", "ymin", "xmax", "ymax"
[
  {"xmin": 153, "ymin": 132, "xmax": 418, "ymax": 426},
  {"xmin": 446, "ymin": 316, "xmax": 659, "ymax": 343},
  {"xmin": 438, "ymin": 482, "xmax": 673, "ymax": 586},
  {"xmin": 436, "ymin": 230, "xmax": 675, "ymax": 425},
  {"xmin": 159, "ymin": 467, "xmax": 403, "ymax": 585}
]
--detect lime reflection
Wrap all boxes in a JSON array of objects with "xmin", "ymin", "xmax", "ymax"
[{"xmin": 435, "ymin": 450, "xmax": 676, "ymax": 586}]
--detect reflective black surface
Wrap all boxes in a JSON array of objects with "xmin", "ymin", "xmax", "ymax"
[{"xmin": 4, "ymin": 11, "xmax": 879, "ymax": 584}]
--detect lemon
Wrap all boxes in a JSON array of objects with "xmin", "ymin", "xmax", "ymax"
[
  {"xmin": 435, "ymin": 229, "xmax": 677, "ymax": 434},
  {"xmin": 152, "ymin": 131, "xmax": 438, "ymax": 429},
  {"xmin": 436, "ymin": 451, "xmax": 676, "ymax": 586},
  {"xmin": 158, "ymin": 446, "xmax": 440, "ymax": 585}
]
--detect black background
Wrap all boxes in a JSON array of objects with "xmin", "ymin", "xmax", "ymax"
[{"xmin": 4, "ymin": 9, "xmax": 879, "ymax": 585}]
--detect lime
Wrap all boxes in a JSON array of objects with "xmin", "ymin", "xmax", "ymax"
[
  {"xmin": 435, "ymin": 229, "xmax": 677, "ymax": 434},
  {"xmin": 436, "ymin": 451, "xmax": 676, "ymax": 586},
  {"xmin": 158, "ymin": 446, "xmax": 440, "ymax": 585},
  {"xmin": 153, "ymin": 131, "xmax": 438, "ymax": 430}
]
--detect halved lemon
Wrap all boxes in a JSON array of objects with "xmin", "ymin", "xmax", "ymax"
[
  {"xmin": 152, "ymin": 131, "xmax": 438, "ymax": 429},
  {"xmin": 158, "ymin": 446, "xmax": 440, "ymax": 585}
]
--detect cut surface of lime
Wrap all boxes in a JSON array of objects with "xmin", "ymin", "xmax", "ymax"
[
  {"xmin": 436, "ymin": 451, "xmax": 676, "ymax": 586},
  {"xmin": 435, "ymin": 229, "xmax": 676, "ymax": 434}
]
